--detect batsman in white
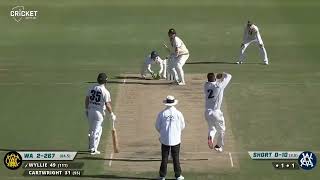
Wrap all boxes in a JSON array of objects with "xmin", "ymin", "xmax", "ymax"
[
  {"xmin": 164, "ymin": 28, "xmax": 189, "ymax": 85},
  {"xmin": 236, "ymin": 21, "xmax": 269, "ymax": 65},
  {"xmin": 85, "ymin": 73, "xmax": 116, "ymax": 155},
  {"xmin": 141, "ymin": 51, "xmax": 167, "ymax": 79},
  {"xmin": 204, "ymin": 72, "xmax": 232, "ymax": 152}
]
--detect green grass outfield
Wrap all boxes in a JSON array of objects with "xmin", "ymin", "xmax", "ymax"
[{"xmin": 0, "ymin": 0, "xmax": 319, "ymax": 179}]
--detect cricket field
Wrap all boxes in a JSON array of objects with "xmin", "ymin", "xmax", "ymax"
[{"xmin": 0, "ymin": 0, "xmax": 319, "ymax": 179}]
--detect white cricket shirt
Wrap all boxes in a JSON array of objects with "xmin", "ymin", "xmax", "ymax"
[
  {"xmin": 87, "ymin": 84, "xmax": 111, "ymax": 112},
  {"xmin": 171, "ymin": 36, "xmax": 189, "ymax": 55},
  {"xmin": 155, "ymin": 106, "xmax": 185, "ymax": 146},
  {"xmin": 144, "ymin": 55, "xmax": 166, "ymax": 74},
  {"xmin": 243, "ymin": 24, "xmax": 263, "ymax": 44},
  {"xmin": 204, "ymin": 74, "xmax": 232, "ymax": 111},
  {"xmin": 145, "ymin": 55, "xmax": 163, "ymax": 66}
]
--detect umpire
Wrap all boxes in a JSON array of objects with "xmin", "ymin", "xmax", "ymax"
[{"xmin": 155, "ymin": 95, "xmax": 185, "ymax": 180}]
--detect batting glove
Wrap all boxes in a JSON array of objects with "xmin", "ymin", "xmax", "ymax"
[
  {"xmin": 111, "ymin": 112, "xmax": 117, "ymax": 121},
  {"xmin": 154, "ymin": 73, "xmax": 161, "ymax": 80},
  {"xmin": 151, "ymin": 72, "xmax": 156, "ymax": 79}
]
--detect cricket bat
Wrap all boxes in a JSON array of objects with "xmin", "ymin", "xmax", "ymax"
[
  {"xmin": 111, "ymin": 121, "xmax": 119, "ymax": 153},
  {"xmin": 163, "ymin": 42, "xmax": 171, "ymax": 53}
]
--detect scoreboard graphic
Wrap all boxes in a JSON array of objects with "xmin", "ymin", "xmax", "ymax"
[
  {"xmin": 248, "ymin": 151, "xmax": 317, "ymax": 170},
  {"xmin": 4, "ymin": 151, "xmax": 83, "ymax": 177},
  {"xmin": 3, "ymin": 150, "xmax": 317, "ymax": 177}
]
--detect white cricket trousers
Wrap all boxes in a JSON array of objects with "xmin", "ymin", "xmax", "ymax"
[
  {"xmin": 161, "ymin": 59, "xmax": 167, "ymax": 79},
  {"xmin": 87, "ymin": 110, "xmax": 104, "ymax": 151},
  {"xmin": 141, "ymin": 61, "xmax": 167, "ymax": 79},
  {"xmin": 238, "ymin": 39, "xmax": 268, "ymax": 64},
  {"xmin": 140, "ymin": 63, "xmax": 150, "ymax": 78},
  {"xmin": 205, "ymin": 109, "xmax": 225, "ymax": 147},
  {"xmin": 174, "ymin": 54, "xmax": 189, "ymax": 83},
  {"xmin": 167, "ymin": 56, "xmax": 178, "ymax": 81}
]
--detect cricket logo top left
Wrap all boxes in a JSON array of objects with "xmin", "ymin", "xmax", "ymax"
[
  {"xmin": 298, "ymin": 151, "xmax": 317, "ymax": 170},
  {"xmin": 4, "ymin": 151, "xmax": 22, "ymax": 170},
  {"xmin": 10, "ymin": 6, "xmax": 38, "ymax": 22}
]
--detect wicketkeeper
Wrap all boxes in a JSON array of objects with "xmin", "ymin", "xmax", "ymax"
[{"xmin": 141, "ymin": 51, "xmax": 167, "ymax": 79}]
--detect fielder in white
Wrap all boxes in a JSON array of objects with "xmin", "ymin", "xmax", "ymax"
[
  {"xmin": 204, "ymin": 72, "xmax": 232, "ymax": 152},
  {"xmin": 164, "ymin": 28, "xmax": 189, "ymax": 85},
  {"xmin": 85, "ymin": 73, "xmax": 116, "ymax": 155},
  {"xmin": 141, "ymin": 51, "xmax": 167, "ymax": 79},
  {"xmin": 236, "ymin": 21, "xmax": 269, "ymax": 65}
]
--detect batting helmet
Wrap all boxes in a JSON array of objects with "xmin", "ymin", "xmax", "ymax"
[
  {"xmin": 97, "ymin": 73, "xmax": 108, "ymax": 84},
  {"xmin": 168, "ymin": 28, "xmax": 176, "ymax": 35},
  {"xmin": 150, "ymin": 51, "xmax": 159, "ymax": 59}
]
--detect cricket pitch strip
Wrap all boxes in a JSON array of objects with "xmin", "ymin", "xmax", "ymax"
[{"xmin": 104, "ymin": 74, "xmax": 239, "ymax": 173}]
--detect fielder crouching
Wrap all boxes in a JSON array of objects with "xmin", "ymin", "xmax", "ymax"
[
  {"xmin": 236, "ymin": 21, "xmax": 269, "ymax": 65},
  {"xmin": 141, "ymin": 51, "xmax": 167, "ymax": 79}
]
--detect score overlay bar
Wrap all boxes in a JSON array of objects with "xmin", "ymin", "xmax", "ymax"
[
  {"xmin": 17, "ymin": 151, "xmax": 77, "ymax": 161},
  {"xmin": 248, "ymin": 151, "xmax": 303, "ymax": 160}
]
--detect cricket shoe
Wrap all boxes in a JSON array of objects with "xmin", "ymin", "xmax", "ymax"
[
  {"xmin": 264, "ymin": 61, "xmax": 269, "ymax": 65},
  {"xmin": 171, "ymin": 81, "xmax": 179, "ymax": 85},
  {"xmin": 158, "ymin": 177, "xmax": 165, "ymax": 180},
  {"xmin": 178, "ymin": 82, "xmax": 186, "ymax": 86},
  {"xmin": 90, "ymin": 150, "xmax": 101, "ymax": 155},
  {"xmin": 236, "ymin": 61, "xmax": 243, "ymax": 64},
  {"xmin": 176, "ymin": 175, "xmax": 185, "ymax": 180},
  {"xmin": 214, "ymin": 145, "xmax": 223, "ymax": 152},
  {"xmin": 208, "ymin": 136, "xmax": 214, "ymax": 149}
]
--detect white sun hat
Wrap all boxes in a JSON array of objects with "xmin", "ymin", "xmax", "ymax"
[{"xmin": 163, "ymin": 95, "xmax": 178, "ymax": 106}]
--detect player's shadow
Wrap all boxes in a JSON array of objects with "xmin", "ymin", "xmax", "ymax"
[
  {"xmin": 186, "ymin": 61, "xmax": 236, "ymax": 65},
  {"xmin": 77, "ymin": 156, "xmax": 208, "ymax": 162},
  {"xmin": 114, "ymin": 75, "xmax": 160, "ymax": 81},
  {"xmin": 85, "ymin": 80, "xmax": 172, "ymax": 85},
  {"xmin": 186, "ymin": 61, "xmax": 263, "ymax": 65},
  {"xmin": 81, "ymin": 174, "xmax": 174, "ymax": 180},
  {"xmin": 114, "ymin": 75, "xmax": 144, "ymax": 80},
  {"xmin": 76, "ymin": 156, "xmax": 161, "ymax": 162},
  {"xmin": 0, "ymin": 148, "xmax": 20, "ymax": 152},
  {"xmin": 76, "ymin": 150, "xmax": 91, "ymax": 154},
  {"xmin": 0, "ymin": 148, "xmax": 90, "ymax": 154}
]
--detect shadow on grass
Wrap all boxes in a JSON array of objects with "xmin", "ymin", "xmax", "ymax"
[
  {"xmin": 114, "ymin": 75, "xmax": 145, "ymax": 80},
  {"xmin": 76, "ymin": 156, "xmax": 208, "ymax": 162},
  {"xmin": 186, "ymin": 61, "xmax": 263, "ymax": 65},
  {"xmin": 85, "ymin": 81, "xmax": 172, "ymax": 85},
  {"xmin": 186, "ymin": 61, "xmax": 236, "ymax": 65},
  {"xmin": 76, "ymin": 156, "xmax": 161, "ymax": 162},
  {"xmin": 0, "ymin": 148, "xmax": 90, "ymax": 154}
]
